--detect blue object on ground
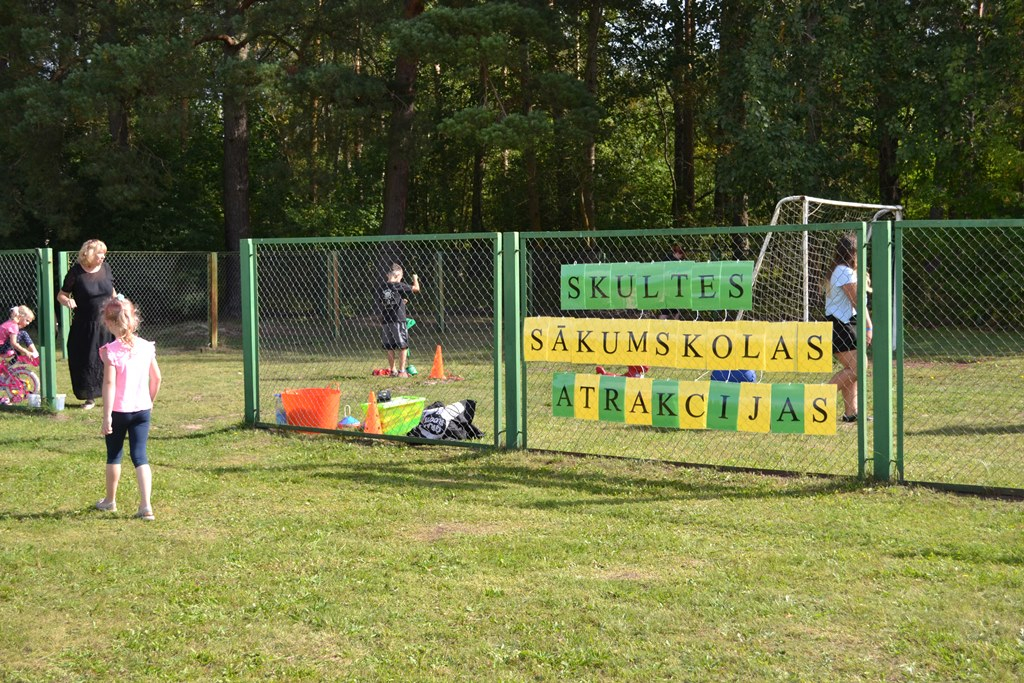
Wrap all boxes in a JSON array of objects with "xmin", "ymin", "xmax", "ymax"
[{"xmin": 709, "ymin": 369, "xmax": 757, "ymax": 383}]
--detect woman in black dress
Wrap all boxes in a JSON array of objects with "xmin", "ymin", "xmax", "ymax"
[{"xmin": 57, "ymin": 239, "xmax": 117, "ymax": 409}]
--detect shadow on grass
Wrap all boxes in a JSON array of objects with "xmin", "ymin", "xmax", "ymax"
[
  {"xmin": 201, "ymin": 451, "xmax": 866, "ymax": 504},
  {"xmin": 0, "ymin": 507, "xmax": 119, "ymax": 522},
  {"xmin": 149, "ymin": 424, "xmax": 247, "ymax": 441},
  {"xmin": 906, "ymin": 423, "xmax": 1024, "ymax": 437}
]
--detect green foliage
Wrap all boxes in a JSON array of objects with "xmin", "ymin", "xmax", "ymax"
[{"xmin": 0, "ymin": 0, "xmax": 1020, "ymax": 249}]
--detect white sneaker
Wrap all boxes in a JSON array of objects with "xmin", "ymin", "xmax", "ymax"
[{"xmin": 83, "ymin": 400, "xmax": 95, "ymax": 410}]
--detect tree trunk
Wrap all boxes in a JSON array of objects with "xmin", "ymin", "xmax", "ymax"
[
  {"xmin": 670, "ymin": 0, "xmax": 696, "ymax": 226},
  {"xmin": 381, "ymin": 0, "xmax": 426, "ymax": 236},
  {"xmin": 580, "ymin": 1, "xmax": 602, "ymax": 231},
  {"xmin": 108, "ymin": 98, "xmax": 130, "ymax": 148},
  {"xmin": 714, "ymin": 0, "xmax": 750, "ymax": 228},
  {"xmin": 876, "ymin": 90, "xmax": 901, "ymax": 206},
  {"xmin": 222, "ymin": 43, "xmax": 251, "ymax": 252},
  {"xmin": 471, "ymin": 60, "xmax": 486, "ymax": 232},
  {"xmin": 520, "ymin": 43, "xmax": 542, "ymax": 231}
]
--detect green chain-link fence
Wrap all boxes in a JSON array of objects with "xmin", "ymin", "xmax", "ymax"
[
  {"xmin": 59, "ymin": 251, "xmax": 241, "ymax": 353},
  {"xmin": 0, "ymin": 249, "xmax": 57, "ymax": 403},
  {"xmin": 518, "ymin": 223, "xmax": 870, "ymax": 476},
  {"xmin": 897, "ymin": 220, "xmax": 1024, "ymax": 491},
  {"xmin": 243, "ymin": 235, "xmax": 503, "ymax": 446},
  {"xmin": 0, "ymin": 250, "xmax": 41, "ymax": 354}
]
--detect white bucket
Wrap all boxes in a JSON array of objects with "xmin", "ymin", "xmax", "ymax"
[
  {"xmin": 27, "ymin": 393, "xmax": 41, "ymax": 408},
  {"xmin": 54, "ymin": 394, "xmax": 66, "ymax": 411}
]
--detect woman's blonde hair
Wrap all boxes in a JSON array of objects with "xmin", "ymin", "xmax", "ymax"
[
  {"xmin": 78, "ymin": 239, "xmax": 108, "ymax": 268},
  {"xmin": 101, "ymin": 297, "xmax": 140, "ymax": 346},
  {"xmin": 10, "ymin": 305, "xmax": 35, "ymax": 323}
]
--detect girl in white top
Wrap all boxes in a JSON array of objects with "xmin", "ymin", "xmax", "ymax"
[
  {"xmin": 823, "ymin": 234, "xmax": 873, "ymax": 422},
  {"xmin": 94, "ymin": 297, "xmax": 162, "ymax": 521}
]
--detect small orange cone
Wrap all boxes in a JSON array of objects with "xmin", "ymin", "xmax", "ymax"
[
  {"xmin": 364, "ymin": 391, "xmax": 382, "ymax": 434},
  {"xmin": 428, "ymin": 344, "xmax": 446, "ymax": 379}
]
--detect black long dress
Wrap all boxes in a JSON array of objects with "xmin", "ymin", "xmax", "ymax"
[{"xmin": 61, "ymin": 262, "xmax": 115, "ymax": 401}]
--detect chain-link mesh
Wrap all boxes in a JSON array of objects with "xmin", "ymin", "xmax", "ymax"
[
  {"xmin": 62, "ymin": 251, "xmax": 232, "ymax": 351},
  {"xmin": 0, "ymin": 250, "xmax": 40, "ymax": 353},
  {"xmin": 217, "ymin": 252, "xmax": 243, "ymax": 349},
  {"xmin": 750, "ymin": 197, "xmax": 900, "ymax": 323},
  {"xmin": 253, "ymin": 237, "xmax": 499, "ymax": 444},
  {"xmin": 899, "ymin": 221, "xmax": 1024, "ymax": 490},
  {"xmin": 0, "ymin": 250, "xmax": 42, "ymax": 404},
  {"xmin": 521, "ymin": 225, "xmax": 861, "ymax": 475}
]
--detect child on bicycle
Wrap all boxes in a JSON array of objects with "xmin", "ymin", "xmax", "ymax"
[
  {"xmin": 94, "ymin": 297, "xmax": 162, "ymax": 521},
  {"xmin": 1, "ymin": 305, "xmax": 39, "ymax": 362}
]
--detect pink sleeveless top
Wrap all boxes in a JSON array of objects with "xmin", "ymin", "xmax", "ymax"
[{"xmin": 101, "ymin": 338, "xmax": 156, "ymax": 412}]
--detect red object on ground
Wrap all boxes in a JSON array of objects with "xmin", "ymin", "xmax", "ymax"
[{"xmin": 595, "ymin": 365, "xmax": 650, "ymax": 378}]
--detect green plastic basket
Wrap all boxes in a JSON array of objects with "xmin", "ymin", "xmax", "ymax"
[{"xmin": 360, "ymin": 395, "xmax": 426, "ymax": 435}]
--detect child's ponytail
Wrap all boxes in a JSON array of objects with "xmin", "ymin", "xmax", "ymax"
[{"xmin": 101, "ymin": 297, "xmax": 140, "ymax": 347}]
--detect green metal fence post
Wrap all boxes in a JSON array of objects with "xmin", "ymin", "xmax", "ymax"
[
  {"xmin": 870, "ymin": 221, "xmax": 894, "ymax": 482},
  {"xmin": 240, "ymin": 239, "xmax": 260, "ymax": 425},
  {"xmin": 36, "ymin": 249, "xmax": 58, "ymax": 405},
  {"xmin": 492, "ymin": 235, "xmax": 503, "ymax": 448},
  {"xmin": 57, "ymin": 251, "xmax": 70, "ymax": 358},
  {"xmin": 856, "ymin": 226, "xmax": 868, "ymax": 478},
  {"xmin": 893, "ymin": 224, "xmax": 904, "ymax": 481},
  {"xmin": 502, "ymin": 231, "xmax": 523, "ymax": 449},
  {"xmin": 208, "ymin": 252, "xmax": 219, "ymax": 349}
]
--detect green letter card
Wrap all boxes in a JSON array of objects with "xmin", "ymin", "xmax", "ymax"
[
  {"xmin": 706, "ymin": 380, "xmax": 741, "ymax": 431},
  {"xmin": 552, "ymin": 373, "xmax": 576, "ymax": 417},
  {"xmin": 720, "ymin": 261, "xmax": 753, "ymax": 310},
  {"xmin": 561, "ymin": 264, "xmax": 586, "ymax": 310},
  {"xmin": 770, "ymin": 383, "xmax": 805, "ymax": 434},
  {"xmin": 651, "ymin": 379, "xmax": 680, "ymax": 429},
  {"xmin": 690, "ymin": 261, "xmax": 722, "ymax": 311},
  {"xmin": 635, "ymin": 262, "xmax": 666, "ymax": 310},
  {"xmin": 663, "ymin": 261, "xmax": 694, "ymax": 310},
  {"xmin": 598, "ymin": 375, "xmax": 627, "ymax": 423}
]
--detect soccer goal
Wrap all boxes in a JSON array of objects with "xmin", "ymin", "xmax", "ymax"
[{"xmin": 743, "ymin": 195, "xmax": 903, "ymax": 323}]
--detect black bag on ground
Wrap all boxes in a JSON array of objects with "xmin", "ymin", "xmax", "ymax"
[{"xmin": 406, "ymin": 399, "xmax": 484, "ymax": 440}]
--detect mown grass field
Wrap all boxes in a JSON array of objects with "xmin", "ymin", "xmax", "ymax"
[{"xmin": 1, "ymin": 352, "xmax": 1022, "ymax": 681}]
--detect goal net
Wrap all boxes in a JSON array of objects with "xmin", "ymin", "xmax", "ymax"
[{"xmin": 744, "ymin": 195, "xmax": 902, "ymax": 323}]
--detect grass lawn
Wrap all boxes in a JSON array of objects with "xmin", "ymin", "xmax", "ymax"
[{"xmin": 1, "ymin": 353, "xmax": 1022, "ymax": 681}]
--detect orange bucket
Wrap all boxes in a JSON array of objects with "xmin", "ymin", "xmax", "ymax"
[{"xmin": 280, "ymin": 387, "xmax": 341, "ymax": 430}]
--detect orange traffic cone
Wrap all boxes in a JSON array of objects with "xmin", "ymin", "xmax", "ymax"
[
  {"xmin": 364, "ymin": 390, "xmax": 382, "ymax": 434},
  {"xmin": 428, "ymin": 344, "xmax": 446, "ymax": 379}
]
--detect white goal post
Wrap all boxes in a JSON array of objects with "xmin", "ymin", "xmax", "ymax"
[{"xmin": 744, "ymin": 195, "xmax": 903, "ymax": 323}]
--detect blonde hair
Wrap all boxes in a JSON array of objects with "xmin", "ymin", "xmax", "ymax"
[
  {"xmin": 101, "ymin": 297, "xmax": 140, "ymax": 346},
  {"xmin": 78, "ymin": 239, "xmax": 108, "ymax": 268},
  {"xmin": 9, "ymin": 305, "xmax": 34, "ymax": 323}
]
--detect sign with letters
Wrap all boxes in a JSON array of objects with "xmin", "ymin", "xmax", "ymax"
[
  {"xmin": 536, "ymin": 259, "xmax": 840, "ymax": 436},
  {"xmin": 560, "ymin": 261, "xmax": 755, "ymax": 311},
  {"xmin": 524, "ymin": 318, "xmax": 833, "ymax": 373},
  {"xmin": 551, "ymin": 373, "xmax": 837, "ymax": 434}
]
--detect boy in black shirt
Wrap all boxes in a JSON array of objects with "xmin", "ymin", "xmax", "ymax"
[{"xmin": 380, "ymin": 264, "xmax": 420, "ymax": 377}]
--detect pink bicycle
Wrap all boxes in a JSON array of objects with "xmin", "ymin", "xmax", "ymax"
[{"xmin": 0, "ymin": 353, "xmax": 40, "ymax": 405}]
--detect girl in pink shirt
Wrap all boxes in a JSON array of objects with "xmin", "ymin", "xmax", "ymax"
[{"xmin": 95, "ymin": 297, "xmax": 162, "ymax": 521}]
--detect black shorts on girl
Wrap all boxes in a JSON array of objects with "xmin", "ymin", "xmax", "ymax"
[{"xmin": 829, "ymin": 315, "xmax": 857, "ymax": 353}]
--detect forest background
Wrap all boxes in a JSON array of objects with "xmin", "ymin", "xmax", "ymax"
[{"xmin": 1, "ymin": 1, "xmax": 1022, "ymax": 254}]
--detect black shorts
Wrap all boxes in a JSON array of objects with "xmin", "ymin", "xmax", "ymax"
[
  {"xmin": 381, "ymin": 322, "xmax": 409, "ymax": 350},
  {"xmin": 829, "ymin": 316, "xmax": 857, "ymax": 353}
]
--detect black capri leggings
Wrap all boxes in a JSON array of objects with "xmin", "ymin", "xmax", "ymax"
[{"xmin": 105, "ymin": 409, "xmax": 151, "ymax": 467}]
